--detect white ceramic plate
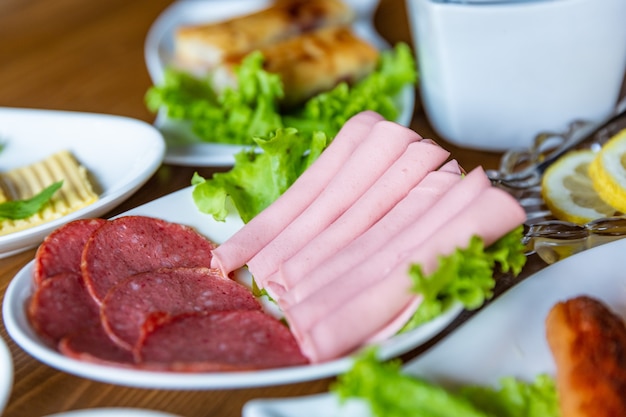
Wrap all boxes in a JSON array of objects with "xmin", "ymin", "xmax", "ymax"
[
  {"xmin": 45, "ymin": 409, "xmax": 181, "ymax": 417},
  {"xmin": 243, "ymin": 237, "xmax": 626, "ymax": 416},
  {"xmin": 0, "ymin": 108, "xmax": 165, "ymax": 258},
  {"xmin": 0, "ymin": 336, "xmax": 13, "ymax": 415},
  {"xmin": 144, "ymin": 0, "xmax": 415, "ymax": 166},
  {"xmin": 3, "ymin": 186, "xmax": 459, "ymax": 390}
]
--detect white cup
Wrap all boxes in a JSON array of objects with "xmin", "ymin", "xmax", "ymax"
[{"xmin": 405, "ymin": 0, "xmax": 626, "ymax": 151}]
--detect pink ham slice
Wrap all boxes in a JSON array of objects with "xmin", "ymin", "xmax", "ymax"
[
  {"xmin": 58, "ymin": 324, "xmax": 136, "ymax": 366},
  {"xmin": 265, "ymin": 140, "xmax": 450, "ymax": 295},
  {"xmin": 280, "ymin": 166, "xmax": 489, "ymax": 317},
  {"xmin": 33, "ymin": 218, "xmax": 107, "ymax": 285},
  {"xmin": 27, "ymin": 271, "xmax": 100, "ymax": 346},
  {"xmin": 294, "ymin": 186, "xmax": 526, "ymax": 362},
  {"xmin": 100, "ymin": 267, "xmax": 261, "ymax": 350},
  {"xmin": 210, "ymin": 110, "xmax": 384, "ymax": 277},
  {"xmin": 81, "ymin": 216, "xmax": 216, "ymax": 304},
  {"xmin": 276, "ymin": 159, "xmax": 462, "ymax": 304},
  {"xmin": 136, "ymin": 311, "xmax": 309, "ymax": 371},
  {"xmin": 247, "ymin": 120, "xmax": 422, "ymax": 290}
]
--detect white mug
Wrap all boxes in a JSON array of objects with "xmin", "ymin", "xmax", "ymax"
[{"xmin": 405, "ymin": 0, "xmax": 626, "ymax": 151}]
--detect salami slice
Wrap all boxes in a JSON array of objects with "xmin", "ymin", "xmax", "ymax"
[
  {"xmin": 100, "ymin": 267, "xmax": 261, "ymax": 350},
  {"xmin": 58, "ymin": 324, "xmax": 135, "ymax": 366},
  {"xmin": 27, "ymin": 271, "xmax": 100, "ymax": 346},
  {"xmin": 136, "ymin": 311, "xmax": 309, "ymax": 371},
  {"xmin": 33, "ymin": 218, "xmax": 107, "ymax": 285},
  {"xmin": 81, "ymin": 216, "xmax": 217, "ymax": 303}
]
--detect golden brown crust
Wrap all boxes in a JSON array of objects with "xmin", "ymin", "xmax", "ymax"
[
  {"xmin": 254, "ymin": 26, "xmax": 379, "ymax": 106},
  {"xmin": 174, "ymin": 0, "xmax": 354, "ymax": 67},
  {"xmin": 546, "ymin": 295, "xmax": 626, "ymax": 417}
]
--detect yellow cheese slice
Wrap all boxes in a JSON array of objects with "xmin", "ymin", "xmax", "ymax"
[{"xmin": 0, "ymin": 150, "xmax": 99, "ymax": 236}]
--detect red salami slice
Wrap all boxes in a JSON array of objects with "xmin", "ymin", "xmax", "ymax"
[
  {"xmin": 59, "ymin": 325, "xmax": 135, "ymax": 366},
  {"xmin": 82, "ymin": 216, "xmax": 217, "ymax": 303},
  {"xmin": 27, "ymin": 271, "xmax": 100, "ymax": 346},
  {"xmin": 100, "ymin": 267, "xmax": 261, "ymax": 350},
  {"xmin": 136, "ymin": 311, "xmax": 309, "ymax": 371},
  {"xmin": 33, "ymin": 218, "xmax": 107, "ymax": 285}
]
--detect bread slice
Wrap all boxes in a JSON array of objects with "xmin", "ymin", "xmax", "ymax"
[
  {"xmin": 0, "ymin": 150, "xmax": 99, "ymax": 236},
  {"xmin": 214, "ymin": 26, "xmax": 379, "ymax": 107},
  {"xmin": 174, "ymin": 0, "xmax": 354, "ymax": 69}
]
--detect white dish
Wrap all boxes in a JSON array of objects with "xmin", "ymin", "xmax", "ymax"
[
  {"xmin": 144, "ymin": 0, "xmax": 415, "ymax": 166},
  {"xmin": 3, "ymin": 186, "xmax": 459, "ymax": 390},
  {"xmin": 243, "ymin": 237, "xmax": 626, "ymax": 416},
  {"xmin": 0, "ymin": 336, "xmax": 13, "ymax": 415},
  {"xmin": 45, "ymin": 408, "xmax": 181, "ymax": 417},
  {"xmin": 0, "ymin": 107, "xmax": 165, "ymax": 258}
]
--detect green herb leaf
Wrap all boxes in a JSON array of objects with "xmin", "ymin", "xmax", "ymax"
[{"xmin": 0, "ymin": 181, "xmax": 63, "ymax": 220}]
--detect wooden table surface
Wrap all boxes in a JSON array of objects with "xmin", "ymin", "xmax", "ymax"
[{"xmin": 0, "ymin": 0, "xmax": 577, "ymax": 416}]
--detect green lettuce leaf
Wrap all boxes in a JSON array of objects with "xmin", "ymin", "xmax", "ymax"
[
  {"xmin": 192, "ymin": 129, "xmax": 328, "ymax": 223},
  {"xmin": 0, "ymin": 181, "xmax": 63, "ymax": 220},
  {"xmin": 147, "ymin": 43, "xmax": 416, "ymax": 146},
  {"xmin": 331, "ymin": 349, "xmax": 559, "ymax": 417},
  {"xmin": 401, "ymin": 226, "xmax": 527, "ymax": 331},
  {"xmin": 146, "ymin": 51, "xmax": 284, "ymax": 146}
]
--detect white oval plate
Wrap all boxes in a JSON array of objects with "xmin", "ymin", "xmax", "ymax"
[
  {"xmin": 144, "ymin": 0, "xmax": 415, "ymax": 166},
  {"xmin": 0, "ymin": 336, "xmax": 13, "ymax": 415},
  {"xmin": 3, "ymin": 186, "xmax": 459, "ymax": 390},
  {"xmin": 45, "ymin": 409, "xmax": 181, "ymax": 417},
  {"xmin": 0, "ymin": 107, "xmax": 165, "ymax": 258},
  {"xmin": 243, "ymin": 237, "xmax": 626, "ymax": 416}
]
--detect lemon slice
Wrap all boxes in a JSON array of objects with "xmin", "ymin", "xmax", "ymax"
[
  {"xmin": 541, "ymin": 150, "xmax": 616, "ymax": 224},
  {"xmin": 589, "ymin": 128, "xmax": 626, "ymax": 213}
]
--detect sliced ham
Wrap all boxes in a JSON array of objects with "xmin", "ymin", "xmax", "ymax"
[
  {"xmin": 33, "ymin": 218, "xmax": 107, "ymax": 285},
  {"xmin": 247, "ymin": 120, "xmax": 422, "ymax": 289},
  {"xmin": 280, "ymin": 166, "xmax": 489, "ymax": 321},
  {"xmin": 27, "ymin": 271, "xmax": 100, "ymax": 346},
  {"xmin": 136, "ymin": 311, "xmax": 309, "ymax": 370},
  {"xmin": 210, "ymin": 110, "xmax": 383, "ymax": 276},
  {"xmin": 81, "ymin": 216, "xmax": 216, "ymax": 304},
  {"xmin": 266, "ymin": 140, "xmax": 450, "ymax": 295},
  {"xmin": 295, "ymin": 186, "xmax": 527, "ymax": 362},
  {"xmin": 100, "ymin": 267, "xmax": 261, "ymax": 350},
  {"xmin": 276, "ymin": 160, "xmax": 462, "ymax": 304}
]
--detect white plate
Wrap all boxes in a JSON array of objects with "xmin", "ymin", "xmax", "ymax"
[
  {"xmin": 3, "ymin": 186, "xmax": 459, "ymax": 390},
  {"xmin": 144, "ymin": 0, "xmax": 415, "ymax": 166},
  {"xmin": 243, "ymin": 237, "xmax": 626, "ymax": 416},
  {"xmin": 0, "ymin": 107, "xmax": 165, "ymax": 258},
  {"xmin": 0, "ymin": 336, "xmax": 13, "ymax": 415},
  {"xmin": 45, "ymin": 409, "xmax": 181, "ymax": 417}
]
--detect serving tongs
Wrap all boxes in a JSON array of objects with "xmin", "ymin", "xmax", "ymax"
[
  {"xmin": 484, "ymin": 101, "xmax": 626, "ymax": 264},
  {"xmin": 486, "ymin": 103, "xmax": 626, "ymax": 189}
]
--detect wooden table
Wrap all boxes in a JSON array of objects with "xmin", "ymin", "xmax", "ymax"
[{"xmin": 0, "ymin": 0, "xmax": 554, "ymax": 416}]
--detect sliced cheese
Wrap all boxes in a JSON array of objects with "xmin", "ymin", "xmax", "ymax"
[{"xmin": 0, "ymin": 150, "xmax": 99, "ymax": 236}]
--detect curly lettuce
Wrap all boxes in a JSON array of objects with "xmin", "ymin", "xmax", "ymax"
[
  {"xmin": 401, "ymin": 226, "xmax": 527, "ymax": 332},
  {"xmin": 146, "ymin": 43, "xmax": 416, "ymax": 146},
  {"xmin": 332, "ymin": 349, "xmax": 559, "ymax": 417}
]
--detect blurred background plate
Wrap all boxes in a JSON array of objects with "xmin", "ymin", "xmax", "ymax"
[{"xmin": 144, "ymin": 0, "xmax": 415, "ymax": 166}]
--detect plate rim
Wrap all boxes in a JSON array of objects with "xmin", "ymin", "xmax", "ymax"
[
  {"xmin": 0, "ymin": 107, "xmax": 165, "ymax": 257},
  {"xmin": 2, "ymin": 185, "xmax": 459, "ymax": 390}
]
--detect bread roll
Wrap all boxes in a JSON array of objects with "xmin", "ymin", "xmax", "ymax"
[{"xmin": 174, "ymin": 0, "xmax": 354, "ymax": 69}]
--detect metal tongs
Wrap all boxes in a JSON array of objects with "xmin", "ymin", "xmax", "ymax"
[{"xmin": 486, "ymin": 101, "xmax": 626, "ymax": 189}]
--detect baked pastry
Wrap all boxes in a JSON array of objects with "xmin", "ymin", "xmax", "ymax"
[{"xmin": 174, "ymin": 0, "xmax": 354, "ymax": 69}]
